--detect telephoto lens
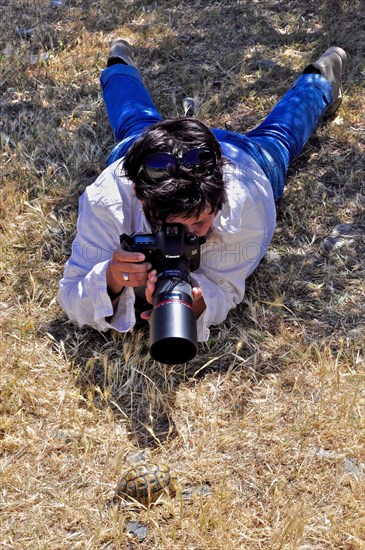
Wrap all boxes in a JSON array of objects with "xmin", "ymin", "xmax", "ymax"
[{"xmin": 149, "ymin": 261, "xmax": 198, "ymax": 365}]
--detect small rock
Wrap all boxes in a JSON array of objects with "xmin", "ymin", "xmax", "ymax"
[
  {"xmin": 114, "ymin": 424, "xmax": 125, "ymax": 437},
  {"xmin": 324, "ymin": 516, "xmax": 331, "ymax": 527},
  {"xmin": 182, "ymin": 97, "xmax": 197, "ymax": 117},
  {"xmin": 323, "ymin": 223, "xmax": 363, "ymax": 253},
  {"xmin": 344, "ymin": 458, "xmax": 364, "ymax": 477},
  {"xmin": 16, "ymin": 28, "xmax": 35, "ymax": 39},
  {"xmin": 178, "ymin": 34, "xmax": 193, "ymax": 42},
  {"xmin": 52, "ymin": 429, "xmax": 73, "ymax": 443},
  {"xmin": 126, "ymin": 521, "xmax": 148, "ymax": 542},
  {"xmin": 2, "ymin": 45, "xmax": 14, "ymax": 58},
  {"xmin": 316, "ymin": 448, "xmax": 333, "ymax": 459},
  {"xmin": 125, "ymin": 449, "xmax": 150, "ymax": 465},
  {"xmin": 29, "ymin": 52, "xmax": 50, "ymax": 64},
  {"xmin": 258, "ymin": 59, "xmax": 277, "ymax": 69},
  {"xmin": 181, "ymin": 484, "xmax": 212, "ymax": 500},
  {"xmin": 265, "ymin": 250, "xmax": 281, "ymax": 264},
  {"xmin": 332, "ymin": 223, "xmax": 363, "ymax": 237}
]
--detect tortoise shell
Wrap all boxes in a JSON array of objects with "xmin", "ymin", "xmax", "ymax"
[{"xmin": 115, "ymin": 462, "xmax": 173, "ymax": 504}]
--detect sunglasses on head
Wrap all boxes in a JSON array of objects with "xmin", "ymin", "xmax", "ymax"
[{"xmin": 138, "ymin": 147, "xmax": 217, "ymax": 182}]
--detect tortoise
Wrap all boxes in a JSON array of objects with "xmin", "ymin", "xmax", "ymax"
[{"xmin": 114, "ymin": 462, "xmax": 176, "ymax": 505}]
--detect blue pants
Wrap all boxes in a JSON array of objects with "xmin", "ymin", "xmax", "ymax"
[{"xmin": 100, "ymin": 64, "xmax": 334, "ymax": 201}]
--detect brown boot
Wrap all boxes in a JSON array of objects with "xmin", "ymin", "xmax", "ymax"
[
  {"xmin": 303, "ymin": 46, "xmax": 347, "ymax": 117},
  {"xmin": 107, "ymin": 39, "xmax": 135, "ymax": 67}
]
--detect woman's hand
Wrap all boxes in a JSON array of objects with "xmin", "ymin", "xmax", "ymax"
[
  {"xmin": 140, "ymin": 275, "xmax": 206, "ymax": 320},
  {"xmin": 106, "ymin": 249, "xmax": 151, "ymax": 294}
]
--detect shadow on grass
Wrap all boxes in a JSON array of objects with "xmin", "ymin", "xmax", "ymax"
[{"xmin": 45, "ymin": 308, "xmax": 286, "ymax": 448}]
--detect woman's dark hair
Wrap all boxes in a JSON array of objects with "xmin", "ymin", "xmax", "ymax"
[{"xmin": 123, "ymin": 118, "xmax": 227, "ymax": 229}]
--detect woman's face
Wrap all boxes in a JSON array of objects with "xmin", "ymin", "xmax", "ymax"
[{"xmin": 167, "ymin": 208, "xmax": 216, "ymax": 237}]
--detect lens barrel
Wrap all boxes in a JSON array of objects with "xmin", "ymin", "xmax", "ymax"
[{"xmin": 149, "ymin": 278, "xmax": 197, "ymax": 365}]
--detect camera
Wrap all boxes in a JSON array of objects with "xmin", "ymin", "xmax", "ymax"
[{"xmin": 120, "ymin": 224, "xmax": 206, "ymax": 365}]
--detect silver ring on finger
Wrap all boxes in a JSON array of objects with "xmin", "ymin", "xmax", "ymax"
[{"xmin": 123, "ymin": 273, "xmax": 129, "ymax": 282}]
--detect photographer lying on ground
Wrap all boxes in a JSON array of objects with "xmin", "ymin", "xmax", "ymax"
[{"xmin": 58, "ymin": 42, "xmax": 347, "ymax": 342}]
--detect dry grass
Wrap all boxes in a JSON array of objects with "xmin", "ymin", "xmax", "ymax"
[{"xmin": 1, "ymin": 0, "xmax": 365, "ymax": 548}]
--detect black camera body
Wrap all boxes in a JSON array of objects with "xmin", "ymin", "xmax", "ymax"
[{"xmin": 120, "ymin": 224, "xmax": 206, "ymax": 365}]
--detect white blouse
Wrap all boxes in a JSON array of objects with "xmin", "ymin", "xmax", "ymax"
[{"xmin": 58, "ymin": 141, "xmax": 276, "ymax": 341}]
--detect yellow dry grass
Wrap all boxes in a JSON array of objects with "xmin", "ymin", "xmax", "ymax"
[{"xmin": 1, "ymin": 0, "xmax": 364, "ymax": 548}]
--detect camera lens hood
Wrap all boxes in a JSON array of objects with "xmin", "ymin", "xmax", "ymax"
[{"xmin": 149, "ymin": 298, "xmax": 198, "ymax": 364}]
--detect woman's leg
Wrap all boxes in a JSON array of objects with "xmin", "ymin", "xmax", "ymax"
[
  {"xmin": 213, "ymin": 73, "xmax": 333, "ymax": 201},
  {"xmin": 245, "ymin": 73, "xmax": 333, "ymax": 199},
  {"xmin": 100, "ymin": 64, "xmax": 163, "ymax": 165}
]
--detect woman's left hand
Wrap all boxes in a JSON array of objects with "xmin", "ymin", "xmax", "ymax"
[{"xmin": 140, "ymin": 274, "xmax": 205, "ymax": 321}]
